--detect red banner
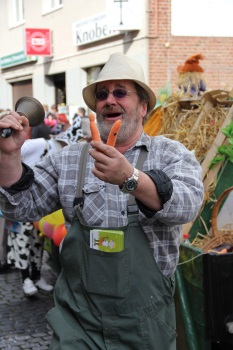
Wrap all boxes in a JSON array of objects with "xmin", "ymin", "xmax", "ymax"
[{"xmin": 24, "ymin": 28, "xmax": 52, "ymax": 56}]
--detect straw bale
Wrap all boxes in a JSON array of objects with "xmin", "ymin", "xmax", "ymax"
[{"xmin": 158, "ymin": 93, "xmax": 230, "ymax": 162}]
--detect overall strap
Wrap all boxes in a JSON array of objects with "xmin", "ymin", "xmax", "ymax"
[
  {"xmin": 75, "ymin": 142, "xmax": 90, "ymax": 204},
  {"xmin": 135, "ymin": 147, "xmax": 148, "ymax": 171}
]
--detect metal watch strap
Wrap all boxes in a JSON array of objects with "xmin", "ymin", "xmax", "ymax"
[{"xmin": 120, "ymin": 167, "xmax": 139, "ymax": 193}]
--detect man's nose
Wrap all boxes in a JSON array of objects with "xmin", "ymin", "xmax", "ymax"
[{"xmin": 105, "ymin": 91, "xmax": 117, "ymax": 103}]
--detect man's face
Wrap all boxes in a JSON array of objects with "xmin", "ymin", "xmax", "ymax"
[{"xmin": 95, "ymin": 80, "xmax": 147, "ymax": 143}]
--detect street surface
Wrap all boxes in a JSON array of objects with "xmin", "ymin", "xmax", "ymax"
[{"xmin": 0, "ymin": 255, "xmax": 57, "ymax": 349}]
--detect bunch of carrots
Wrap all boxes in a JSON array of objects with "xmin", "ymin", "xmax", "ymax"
[{"xmin": 89, "ymin": 114, "xmax": 122, "ymax": 147}]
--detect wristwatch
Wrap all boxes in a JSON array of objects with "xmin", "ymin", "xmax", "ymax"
[{"xmin": 119, "ymin": 168, "xmax": 139, "ymax": 193}]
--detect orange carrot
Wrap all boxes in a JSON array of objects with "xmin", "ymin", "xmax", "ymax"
[
  {"xmin": 89, "ymin": 114, "xmax": 101, "ymax": 142},
  {"xmin": 106, "ymin": 120, "xmax": 122, "ymax": 147}
]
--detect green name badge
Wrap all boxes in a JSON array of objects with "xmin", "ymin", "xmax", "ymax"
[{"xmin": 90, "ymin": 229, "xmax": 124, "ymax": 253}]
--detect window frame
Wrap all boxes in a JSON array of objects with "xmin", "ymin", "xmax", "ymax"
[
  {"xmin": 8, "ymin": 0, "xmax": 25, "ymax": 29},
  {"xmin": 42, "ymin": 0, "xmax": 63, "ymax": 15}
]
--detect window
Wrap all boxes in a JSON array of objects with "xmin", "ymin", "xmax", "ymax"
[
  {"xmin": 8, "ymin": 0, "xmax": 25, "ymax": 28},
  {"xmin": 42, "ymin": 0, "xmax": 63, "ymax": 14},
  {"xmin": 51, "ymin": 0, "xmax": 63, "ymax": 7},
  {"xmin": 172, "ymin": 0, "xmax": 233, "ymax": 37},
  {"xmin": 15, "ymin": 0, "xmax": 24, "ymax": 22}
]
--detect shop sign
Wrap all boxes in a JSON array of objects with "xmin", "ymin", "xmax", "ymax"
[
  {"xmin": 24, "ymin": 28, "xmax": 52, "ymax": 56},
  {"xmin": 0, "ymin": 51, "xmax": 37, "ymax": 69},
  {"xmin": 72, "ymin": 13, "xmax": 120, "ymax": 46}
]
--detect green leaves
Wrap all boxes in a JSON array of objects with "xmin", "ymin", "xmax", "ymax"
[
  {"xmin": 209, "ymin": 121, "xmax": 233, "ymax": 169},
  {"xmin": 221, "ymin": 120, "xmax": 233, "ymax": 139}
]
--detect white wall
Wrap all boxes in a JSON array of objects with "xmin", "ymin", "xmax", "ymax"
[{"xmin": 0, "ymin": 79, "xmax": 13, "ymax": 110}]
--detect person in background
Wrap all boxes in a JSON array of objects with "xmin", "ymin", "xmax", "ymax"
[
  {"xmin": 56, "ymin": 113, "xmax": 70, "ymax": 133},
  {"xmin": 30, "ymin": 103, "xmax": 51, "ymax": 139},
  {"xmin": 30, "ymin": 120, "xmax": 51, "ymax": 140},
  {"xmin": 50, "ymin": 104, "xmax": 58, "ymax": 117},
  {"xmin": 0, "ymin": 108, "xmax": 10, "ymax": 115},
  {"xmin": 73, "ymin": 106, "xmax": 91, "ymax": 141},
  {"xmin": 43, "ymin": 104, "xmax": 50, "ymax": 119},
  {"xmin": 0, "ymin": 52, "xmax": 204, "ymax": 349},
  {"xmin": 6, "ymin": 120, "xmax": 83, "ymax": 297},
  {"xmin": 6, "ymin": 220, "xmax": 52, "ymax": 296},
  {"xmin": 44, "ymin": 112, "xmax": 58, "ymax": 135},
  {"xmin": 72, "ymin": 106, "xmax": 84, "ymax": 121}
]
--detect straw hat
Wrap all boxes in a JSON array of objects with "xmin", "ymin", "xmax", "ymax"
[{"xmin": 82, "ymin": 52, "xmax": 156, "ymax": 112}]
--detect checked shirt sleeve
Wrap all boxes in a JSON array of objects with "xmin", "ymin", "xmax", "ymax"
[{"xmin": 149, "ymin": 137, "xmax": 204, "ymax": 225}]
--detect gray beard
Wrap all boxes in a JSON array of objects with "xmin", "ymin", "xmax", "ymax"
[{"xmin": 98, "ymin": 107, "xmax": 142, "ymax": 143}]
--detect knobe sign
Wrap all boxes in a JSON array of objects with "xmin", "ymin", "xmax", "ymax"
[{"xmin": 73, "ymin": 14, "xmax": 120, "ymax": 46}]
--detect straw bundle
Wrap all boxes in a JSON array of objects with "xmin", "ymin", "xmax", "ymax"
[
  {"xmin": 192, "ymin": 187, "xmax": 233, "ymax": 251},
  {"xmin": 157, "ymin": 92, "xmax": 231, "ymax": 162}
]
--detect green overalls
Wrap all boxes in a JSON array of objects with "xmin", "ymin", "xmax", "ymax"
[{"xmin": 46, "ymin": 145, "xmax": 177, "ymax": 350}]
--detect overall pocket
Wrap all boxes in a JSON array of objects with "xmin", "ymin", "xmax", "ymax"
[
  {"xmin": 81, "ymin": 242, "xmax": 130, "ymax": 298},
  {"xmin": 139, "ymin": 301, "xmax": 177, "ymax": 350}
]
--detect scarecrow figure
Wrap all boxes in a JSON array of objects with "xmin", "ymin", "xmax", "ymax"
[{"xmin": 177, "ymin": 54, "xmax": 206, "ymax": 97}]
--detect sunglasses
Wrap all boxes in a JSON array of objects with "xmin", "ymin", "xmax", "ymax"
[{"xmin": 95, "ymin": 88, "xmax": 132, "ymax": 101}]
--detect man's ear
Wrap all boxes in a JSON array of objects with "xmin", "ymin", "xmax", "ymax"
[{"xmin": 141, "ymin": 102, "xmax": 148, "ymax": 118}]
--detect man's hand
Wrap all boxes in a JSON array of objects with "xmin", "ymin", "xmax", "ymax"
[
  {"xmin": 89, "ymin": 141, "xmax": 134, "ymax": 186},
  {"xmin": 0, "ymin": 111, "xmax": 29, "ymax": 154},
  {"xmin": 89, "ymin": 140, "xmax": 163, "ymax": 211}
]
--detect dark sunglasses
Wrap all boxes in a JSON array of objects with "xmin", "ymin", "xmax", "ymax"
[{"xmin": 95, "ymin": 88, "xmax": 132, "ymax": 101}]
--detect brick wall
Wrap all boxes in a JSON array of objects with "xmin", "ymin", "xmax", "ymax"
[{"xmin": 148, "ymin": 0, "xmax": 233, "ymax": 95}]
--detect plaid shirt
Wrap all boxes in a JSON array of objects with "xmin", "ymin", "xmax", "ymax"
[{"xmin": 0, "ymin": 133, "xmax": 204, "ymax": 276}]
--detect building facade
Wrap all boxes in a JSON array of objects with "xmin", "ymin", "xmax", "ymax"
[
  {"xmin": 0, "ymin": 0, "xmax": 150, "ymax": 116},
  {"xmin": 0, "ymin": 0, "xmax": 233, "ymax": 116}
]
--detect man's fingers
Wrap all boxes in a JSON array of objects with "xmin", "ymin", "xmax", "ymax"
[{"xmin": 90, "ymin": 141, "xmax": 117, "ymax": 157}]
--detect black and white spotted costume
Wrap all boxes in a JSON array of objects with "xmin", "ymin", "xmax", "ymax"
[{"xmin": 7, "ymin": 222, "xmax": 42, "ymax": 278}]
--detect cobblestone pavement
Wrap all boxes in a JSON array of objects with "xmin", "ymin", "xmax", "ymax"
[{"xmin": 0, "ymin": 255, "xmax": 58, "ymax": 350}]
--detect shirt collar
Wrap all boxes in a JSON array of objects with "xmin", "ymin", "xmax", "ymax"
[{"xmin": 133, "ymin": 132, "xmax": 151, "ymax": 152}]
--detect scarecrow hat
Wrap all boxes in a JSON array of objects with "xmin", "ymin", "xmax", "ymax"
[
  {"xmin": 177, "ymin": 54, "xmax": 205, "ymax": 73},
  {"xmin": 82, "ymin": 52, "xmax": 156, "ymax": 112}
]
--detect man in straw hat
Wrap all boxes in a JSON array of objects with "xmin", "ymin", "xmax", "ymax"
[{"xmin": 0, "ymin": 52, "xmax": 203, "ymax": 349}]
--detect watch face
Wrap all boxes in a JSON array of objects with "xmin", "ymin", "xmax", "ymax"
[
  {"xmin": 125, "ymin": 179, "xmax": 138, "ymax": 192},
  {"xmin": 120, "ymin": 168, "xmax": 139, "ymax": 193}
]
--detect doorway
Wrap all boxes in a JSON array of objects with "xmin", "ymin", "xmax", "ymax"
[
  {"xmin": 12, "ymin": 79, "xmax": 32, "ymax": 108},
  {"xmin": 53, "ymin": 73, "xmax": 66, "ymax": 106}
]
